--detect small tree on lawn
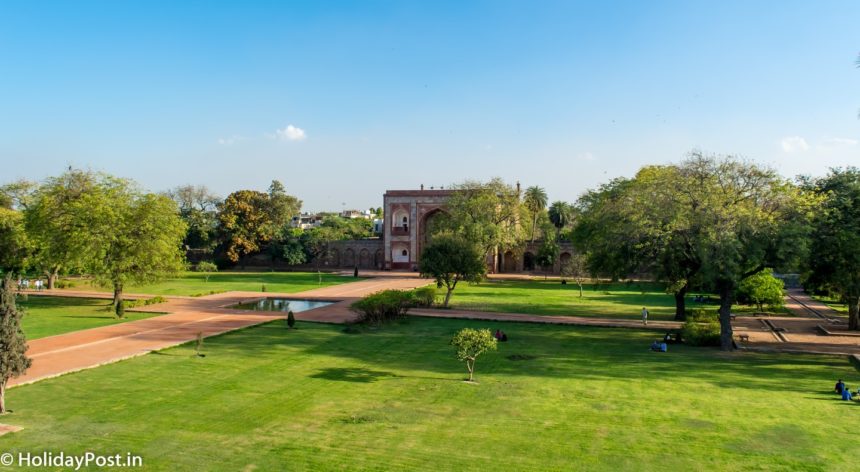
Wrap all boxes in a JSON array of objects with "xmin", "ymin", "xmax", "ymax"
[
  {"xmin": 196, "ymin": 261, "xmax": 218, "ymax": 282},
  {"xmin": 451, "ymin": 328, "xmax": 497, "ymax": 382},
  {"xmin": 561, "ymin": 253, "xmax": 589, "ymax": 297},
  {"xmin": 737, "ymin": 268, "xmax": 785, "ymax": 312},
  {"xmin": 419, "ymin": 234, "xmax": 486, "ymax": 308},
  {"xmin": 0, "ymin": 275, "xmax": 31, "ymax": 413}
]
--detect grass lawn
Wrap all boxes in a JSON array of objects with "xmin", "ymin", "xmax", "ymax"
[
  {"xmin": 3, "ymin": 317, "xmax": 858, "ymax": 470},
  {"xmin": 811, "ymin": 295, "xmax": 849, "ymax": 316},
  {"xmin": 447, "ymin": 280, "xmax": 709, "ymax": 320},
  {"xmin": 18, "ymin": 296, "xmax": 163, "ymax": 339},
  {"xmin": 58, "ymin": 271, "xmax": 353, "ymax": 297}
]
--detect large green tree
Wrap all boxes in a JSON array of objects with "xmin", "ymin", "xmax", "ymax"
[
  {"xmin": 85, "ymin": 179, "xmax": 187, "ymax": 317},
  {"xmin": 217, "ymin": 190, "xmax": 273, "ymax": 266},
  {"xmin": 24, "ymin": 170, "xmax": 101, "ymax": 288},
  {"xmin": 437, "ymin": 178, "xmax": 526, "ymax": 272},
  {"xmin": 677, "ymin": 153, "xmax": 810, "ymax": 349},
  {"xmin": 419, "ymin": 234, "xmax": 486, "ymax": 307},
  {"xmin": 0, "ymin": 208, "xmax": 29, "ymax": 274},
  {"xmin": 166, "ymin": 184, "xmax": 221, "ymax": 250},
  {"xmin": 0, "ymin": 275, "xmax": 31, "ymax": 413},
  {"xmin": 523, "ymin": 186, "xmax": 548, "ymax": 242},
  {"xmin": 805, "ymin": 167, "xmax": 860, "ymax": 329}
]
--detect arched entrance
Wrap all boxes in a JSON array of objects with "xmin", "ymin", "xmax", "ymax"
[
  {"xmin": 523, "ymin": 251, "xmax": 536, "ymax": 271},
  {"xmin": 503, "ymin": 250, "xmax": 517, "ymax": 273}
]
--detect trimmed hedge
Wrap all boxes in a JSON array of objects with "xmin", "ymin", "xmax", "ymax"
[{"xmin": 350, "ymin": 290, "xmax": 417, "ymax": 325}]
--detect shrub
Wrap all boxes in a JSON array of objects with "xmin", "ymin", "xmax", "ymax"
[
  {"xmin": 737, "ymin": 268, "xmax": 784, "ymax": 312},
  {"xmin": 350, "ymin": 290, "xmax": 416, "ymax": 325},
  {"xmin": 413, "ymin": 286, "xmax": 437, "ymax": 307},
  {"xmin": 123, "ymin": 296, "xmax": 168, "ymax": 309},
  {"xmin": 681, "ymin": 308, "xmax": 721, "ymax": 346},
  {"xmin": 54, "ymin": 280, "xmax": 77, "ymax": 289},
  {"xmin": 195, "ymin": 261, "xmax": 218, "ymax": 282}
]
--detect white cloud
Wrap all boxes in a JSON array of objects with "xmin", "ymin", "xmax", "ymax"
[
  {"xmin": 274, "ymin": 124, "xmax": 307, "ymax": 142},
  {"xmin": 780, "ymin": 136, "xmax": 809, "ymax": 153},
  {"xmin": 820, "ymin": 137, "xmax": 858, "ymax": 148},
  {"xmin": 580, "ymin": 152, "xmax": 596, "ymax": 161}
]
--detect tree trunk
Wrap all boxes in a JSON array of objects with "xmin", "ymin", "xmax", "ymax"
[
  {"xmin": 114, "ymin": 284, "xmax": 124, "ymax": 318},
  {"xmin": 673, "ymin": 284, "xmax": 688, "ymax": 321},
  {"xmin": 578, "ymin": 283, "xmax": 583, "ymax": 298},
  {"xmin": 531, "ymin": 215, "xmax": 537, "ymax": 243},
  {"xmin": 717, "ymin": 282, "xmax": 734, "ymax": 351},
  {"xmin": 467, "ymin": 359, "xmax": 474, "ymax": 381},
  {"xmin": 848, "ymin": 297, "xmax": 859, "ymax": 331},
  {"xmin": 47, "ymin": 268, "xmax": 59, "ymax": 290},
  {"xmin": 0, "ymin": 380, "xmax": 6, "ymax": 414},
  {"xmin": 443, "ymin": 287, "xmax": 454, "ymax": 308}
]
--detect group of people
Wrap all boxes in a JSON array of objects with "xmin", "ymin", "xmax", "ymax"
[
  {"xmin": 16, "ymin": 278, "xmax": 45, "ymax": 291},
  {"xmin": 835, "ymin": 379, "xmax": 859, "ymax": 401},
  {"xmin": 493, "ymin": 329, "xmax": 508, "ymax": 342}
]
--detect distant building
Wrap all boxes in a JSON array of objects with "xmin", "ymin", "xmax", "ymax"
[
  {"xmin": 325, "ymin": 187, "xmax": 575, "ymax": 273},
  {"xmin": 290, "ymin": 213, "xmax": 324, "ymax": 230},
  {"xmin": 340, "ymin": 209, "xmax": 373, "ymax": 219}
]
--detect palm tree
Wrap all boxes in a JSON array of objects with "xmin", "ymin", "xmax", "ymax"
[
  {"xmin": 548, "ymin": 201, "xmax": 571, "ymax": 241},
  {"xmin": 523, "ymin": 186, "xmax": 548, "ymax": 242}
]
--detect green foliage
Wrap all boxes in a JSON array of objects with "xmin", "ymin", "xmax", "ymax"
[
  {"xmin": 122, "ymin": 296, "xmax": 168, "ymax": 309},
  {"xmin": 287, "ymin": 310, "xmax": 296, "ymax": 329},
  {"xmin": 0, "ymin": 207, "xmax": 29, "ymax": 273},
  {"xmin": 24, "ymin": 169, "xmax": 103, "ymax": 284},
  {"xmin": 805, "ymin": 167, "xmax": 860, "ymax": 329},
  {"xmin": 195, "ymin": 261, "xmax": 218, "ymax": 282},
  {"xmin": 535, "ymin": 239, "xmax": 559, "ymax": 272},
  {"xmin": 450, "ymin": 327, "xmax": 497, "ymax": 381},
  {"xmin": 419, "ymin": 234, "xmax": 486, "ymax": 307},
  {"xmin": 350, "ymin": 290, "xmax": 416, "ymax": 325},
  {"xmin": 166, "ymin": 185, "xmax": 220, "ymax": 250},
  {"xmin": 436, "ymin": 178, "xmax": 526, "ymax": 260},
  {"xmin": 737, "ymin": 268, "xmax": 785, "ymax": 312},
  {"xmin": 681, "ymin": 308, "xmax": 721, "ymax": 347},
  {"xmin": 548, "ymin": 201, "xmax": 573, "ymax": 233},
  {"xmin": 413, "ymin": 286, "xmax": 437, "ymax": 307},
  {"xmin": 523, "ymin": 186, "xmax": 548, "ymax": 241},
  {"xmin": 0, "ymin": 275, "xmax": 31, "ymax": 412}
]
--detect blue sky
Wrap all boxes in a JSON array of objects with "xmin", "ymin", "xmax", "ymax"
[{"xmin": 1, "ymin": 1, "xmax": 858, "ymax": 211}]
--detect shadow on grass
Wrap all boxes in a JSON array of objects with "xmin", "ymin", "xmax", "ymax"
[{"xmin": 310, "ymin": 367, "xmax": 397, "ymax": 383}]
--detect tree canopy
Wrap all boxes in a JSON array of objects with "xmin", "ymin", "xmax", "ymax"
[
  {"xmin": 419, "ymin": 234, "xmax": 486, "ymax": 307},
  {"xmin": 805, "ymin": 167, "xmax": 860, "ymax": 329}
]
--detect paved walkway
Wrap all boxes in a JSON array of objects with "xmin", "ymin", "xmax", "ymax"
[
  {"xmin": 411, "ymin": 308, "xmax": 682, "ymax": 330},
  {"xmin": 731, "ymin": 289, "xmax": 860, "ymax": 355}
]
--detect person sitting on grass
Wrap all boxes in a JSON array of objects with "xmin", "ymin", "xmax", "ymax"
[
  {"xmin": 835, "ymin": 379, "xmax": 845, "ymax": 394},
  {"xmin": 841, "ymin": 388, "xmax": 853, "ymax": 401},
  {"xmin": 494, "ymin": 329, "xmax": 502, "ymax": 341},
  {"xmin": 500, "ymin": 331, "xmax": 508, "ymax": 342}
]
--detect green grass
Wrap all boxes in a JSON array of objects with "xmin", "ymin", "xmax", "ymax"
[
  {"xmin": 447, "ymin": 280, "xmax": 710, "ymax": 320},
  {"xmin": 18, "ymin": 296, "xmax": 163, "ymax": 339},
  {"xmin": 3, "ymin": 317, "xmax": 858, "ymax": 470},
  {"xmin": 58, "ymin": 271, "xmax": 353, "ymax": 297}
]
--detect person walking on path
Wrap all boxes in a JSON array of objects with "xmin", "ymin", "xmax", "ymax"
[{"xmin": 641, "ymin": 307, "xmax": 649, "ymax": 326}]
